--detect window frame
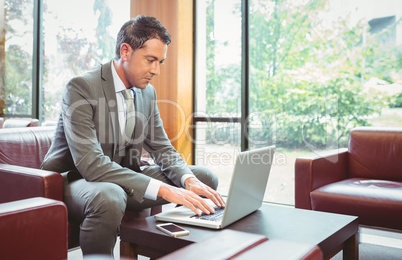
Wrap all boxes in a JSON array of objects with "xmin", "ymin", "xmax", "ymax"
[
  {"xmin": 32, "ymin": 0, "xmax": 43, "ymax": 121},
  {"xmin": 192, "ymin": 0, "xmax": 250, "ymax": 163}
]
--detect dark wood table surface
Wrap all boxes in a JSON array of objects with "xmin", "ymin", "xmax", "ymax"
[{"xmin": 120, "ymin": 204, "xmax": 359, "ymax": 260}]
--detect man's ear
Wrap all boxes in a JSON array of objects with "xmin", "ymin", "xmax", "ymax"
[{"xmin": 120, "ymin": 43, "xmax": 131, "ymax": 61}]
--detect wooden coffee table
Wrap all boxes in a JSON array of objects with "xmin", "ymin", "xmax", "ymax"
[{"xmin": 120, "ymin": 204, "xmax": 359, "ymax": 260}]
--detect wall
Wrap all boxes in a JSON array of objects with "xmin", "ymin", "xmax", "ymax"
[{"xmin": 131, "ymin": 0, "xmax": 194, "ymax": 164}]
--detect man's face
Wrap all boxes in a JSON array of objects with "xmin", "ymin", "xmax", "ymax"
[{"xmin": 123, "ymin": 38, "xmax": 167, "ymax": 89}]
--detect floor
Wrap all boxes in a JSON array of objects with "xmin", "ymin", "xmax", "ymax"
[{"xmin": 68, "ymin": 225, "xmax": 402, "ymax": 260}]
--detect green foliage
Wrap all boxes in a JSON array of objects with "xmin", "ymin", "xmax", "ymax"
[
  {"xmin": 363, "ymin": 17, "xmax": 402, "ymax": 83},
  {"xmin": 94, "ymin": 0, "xmax": 115, "ymax": 59},
  {"xmin": 3, "ymin": 0, "xmax": 33, "ymax": 115},
  {"xmin": 390, "ymin": 92, "xmax": 402, "ymax": 108},
  {"xmin": 43, "ymin": 0, "xmax": 116, "ymax": 120},
  {"xmin": 5, "ymin": 44, "xmax": 32, "ymax": 114},
  {"xmin": 2, "ymin": 0, "xmax": 116, "ymax": 118},
  {"xmin": 204, "ymin": 0, "xmax": 397, "ymax": 149},
  {"xmin": 205, "ymin": 0, "xmax": 241, "ymax": 116}
]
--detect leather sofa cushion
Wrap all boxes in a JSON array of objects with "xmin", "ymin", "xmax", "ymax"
[
  {"xmin": 3, "ymin": 118, "xmax": 39, "ymax": 128},
  {"xmin": 348, "ymin": 127, "xmax": 402, "ymax": 181},
  {"xmin": 311, "ymin": 178, "xmax": 402, "ymax": 230},
  {"xmin": 0, "ymin": 127, "xmax": 55, "ymax": 169}
]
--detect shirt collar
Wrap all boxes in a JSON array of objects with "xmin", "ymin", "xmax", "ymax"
[{"xmin": 111, "ymin": 60, "xmax": 131, "ymax": 93}]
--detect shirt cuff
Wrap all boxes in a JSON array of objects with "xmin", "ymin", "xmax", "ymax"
[
  {"xmin": 144, "ymin": 178, "xmax": 162, "ymax": 201},
  {"xmin": 181, "ymin": 174, "xmax": 196, "ymax": 188}
]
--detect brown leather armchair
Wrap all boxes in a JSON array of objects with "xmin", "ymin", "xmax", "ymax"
[
  {"xmin": 0, "ymin": 197, "xmax": 68, "ymax": 260},
  {"xmin": 295, "ymin": 127, "xmax": 402, "ymax": 231},
  {"xmin": 0, "ymin": 126, "xmax": 161, "ymax": 250}
]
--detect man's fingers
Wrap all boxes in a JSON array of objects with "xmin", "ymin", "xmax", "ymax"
[
  {"xmin": 201, "ymin": 187, "xmax": 225, "ymax": 209},
  {"xmin": 208, "ymin": 190, "xmax": 224, "ymax": 208},
  {"xmin": 184, "ymin": 195, "xmax": 211, "ymax": 216},
  {"xmin": 189, "ymin": 194, "xmax": 214, "ymax": 215},
  {"xmin": 160, "ymin": 183, "xmax": 223, "ymax": 215},
  {"xmin": 216, "ymin": 193, "xmax": 226, "ymax": 208},
  {"xmin": 184, "ymin": 178, "xmax": 225, "ymax": 209},
  {"xmin": 184, "ymin": 201, "xmax": 201, "ymax": 216}
]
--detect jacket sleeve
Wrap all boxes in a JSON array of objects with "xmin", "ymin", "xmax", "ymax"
[{"xmin": 142, "ymin": 87, "xmax": 194, "ymax": 188}]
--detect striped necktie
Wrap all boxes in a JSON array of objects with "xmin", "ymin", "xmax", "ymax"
[{"xmin": 121, "ymin": 89, "xmax": 135, "ymax": 140}]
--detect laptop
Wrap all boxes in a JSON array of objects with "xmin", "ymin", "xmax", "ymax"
[{"xmin": 155, "ymin": 145, "xmax": 275, "ymax": 229}]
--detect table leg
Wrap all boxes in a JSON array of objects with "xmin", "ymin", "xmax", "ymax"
[
  {"xmin": 120, "ymin": 240, "xmax": 138, "ymax": 260},
  {"xmin": 343, "ymin": 231, "xmax": 359, "ymax": 260}
]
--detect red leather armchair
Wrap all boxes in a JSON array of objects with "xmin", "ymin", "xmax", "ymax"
[
  {"xmin": 0, "ymin": 126, "xmax": 161, "ymax": 251},
  {"xmin": 0, "ymin": 127, "xmax": 62, "ymax": 201},
  {"xmin": 2, "ymin": 118, "xmax": 40, "ymax": 128},
  {"xmin": 295, "ymin": 127, "xmax": 402, "ymax": 230},
  {"xmin": 0, "ymin": 197, "xmax": 68, "ymax": 260}
]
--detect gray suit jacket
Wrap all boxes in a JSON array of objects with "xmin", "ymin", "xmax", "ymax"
[{"xmin": 41, "ymin": 60, "xmax": 193, "ymax": 202}]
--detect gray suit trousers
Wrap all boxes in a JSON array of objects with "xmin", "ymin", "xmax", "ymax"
[{"xmin": 63, "ymin": 165, "xmax": 218, "ymax": 256}]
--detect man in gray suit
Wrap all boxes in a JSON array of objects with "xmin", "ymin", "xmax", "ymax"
[{"xmin": 41, "ymin": 15, "xmax": 225, "ymax": 256}]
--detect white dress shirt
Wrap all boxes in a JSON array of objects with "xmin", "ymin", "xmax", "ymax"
[
  {"xmin": 111, "ymin": 61, "xmax": 162, "ymax": 200},
  {"xmin": 111, "ymin": 61, "xmax": 195, "ymax": 201}
]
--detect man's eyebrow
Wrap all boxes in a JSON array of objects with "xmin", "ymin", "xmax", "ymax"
[{"xmin": 146, "ymin": 55, "xmax": 165, "ymax": 63}]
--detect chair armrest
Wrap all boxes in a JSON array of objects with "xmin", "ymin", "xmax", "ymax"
[
  {"xmin": 295, "ymin": 148, "xmax": 348, "ymax": 209},
  {"xmin": 0, "ymin": 164, "xmax": 63, "ymax": 203},
  {"xmin": 0, "ymin": 197, "xmax": 68, "ymax": 260}
]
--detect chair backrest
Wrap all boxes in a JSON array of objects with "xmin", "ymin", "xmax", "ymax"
[
  {"xmin": 348, "ymin": 127, "xmax": 402, "ymax": 181},
  {"xmin": 0, "ymin": 127, "xmax": 55, "ymax": 169},
  {"xmin": 3, "ymin": 118, "xmax": 40, "ymax": 128}
]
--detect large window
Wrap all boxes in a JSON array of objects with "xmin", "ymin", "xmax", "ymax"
[
  {"xmin": 194, "ymin": 0, "xmax": 242, "ymax": 194},
  {"xmin": 0, "ymin": 0, "xmax": 129, "ymax": 122},
  {"xmin": 194, "ymin": 0, "xmax": 402, "ymax": 205},
  {"xmin": 1, "ymin": 0, "xmax": 34, "ymax": 116}
]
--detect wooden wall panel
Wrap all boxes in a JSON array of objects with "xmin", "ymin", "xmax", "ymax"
[
  {"xmin": 130, "ymin": 0, "xmax": 194, "ymax": 164},
  {"xmin": 176, "ymin": 0, "xmax": 194, "ymax": 163}
]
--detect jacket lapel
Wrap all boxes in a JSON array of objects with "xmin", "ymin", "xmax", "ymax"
[
  {"xmin": 100, "ymin": 61, "xmax": 121, "ymax": 158},
  {"xmin": 133, "ymin": 87, "xmax": 144, "ymax": 141}
]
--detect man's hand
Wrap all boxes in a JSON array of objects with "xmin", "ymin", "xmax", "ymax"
[
  {"xmin": 184, "ymin": 177, "xmax": 225, "ymax": 210},
  {"xmin": 157, "ymin": 183, "xmax": 212, "ymax": 215},
  {"xmin": 157, "ymin": 178, "xmax": 225, "ymax": 216}
]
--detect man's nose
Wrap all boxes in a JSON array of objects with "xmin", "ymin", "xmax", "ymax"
[{"xmin": 150, "ymin": 62, "xmax": 160, "ymax": 75}]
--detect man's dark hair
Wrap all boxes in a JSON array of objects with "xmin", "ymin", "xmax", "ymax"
[{"xmin": 115, "ymin": 15, "xmax": 171, "ymax": 59}]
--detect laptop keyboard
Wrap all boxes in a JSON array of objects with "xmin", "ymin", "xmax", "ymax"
[{"xmin": 190, "ymin": 206, "xmax": 225, "ymax": 222}]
